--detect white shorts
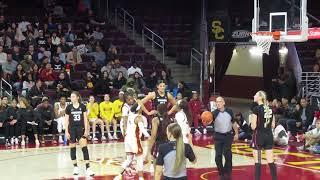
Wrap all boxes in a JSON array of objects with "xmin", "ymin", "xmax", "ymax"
[{"xmin": 55, "ymin": 117, "xmax": 66, "ymax": 132}]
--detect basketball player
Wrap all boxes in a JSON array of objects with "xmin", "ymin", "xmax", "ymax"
[
  {"xmin": 65, "ymin": 91, "xmax": 94, "ymax": 176},
  {"xmin": 87, "ymin": 95, "xmax": 106, "ymax": 141},
  {"xmin": 141, "ymin": 80, "xmax": 176, "ymax": 115},
  {"xmin": 175, "ymin": 100, "xmax": 193, "ymax": 144},
  {"xmin": 54, "ymin": 96, "xmax": 67, "ymax": 143},
  {"xmin": 113, "ymin": 91, "xmax": 125, "ymax": 137},
  {"xmin": 148, "ymin": 104, "xmax": 171, "ymax": 167},
  {"xmin": 114, "ymin": 102, "xmax": 150, "ymax": 180},
  {"xmin": 250, "ymin": 91, "xmax": 277, "ymax": 180}
]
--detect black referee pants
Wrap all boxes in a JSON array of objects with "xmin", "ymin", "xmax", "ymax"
[{"xmin": 214, "ymin": 132, "xmax": 233, "ymax": 177}]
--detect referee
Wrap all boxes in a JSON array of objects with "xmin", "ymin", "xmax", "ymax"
[{"xmin": 212, "ymin": 97, "xmax": 238, "ymax": 180}]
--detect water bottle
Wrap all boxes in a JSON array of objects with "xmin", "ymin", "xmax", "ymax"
[{"xmin": 63, "ymin": 134, "xmax": 67, "ymax": 146}]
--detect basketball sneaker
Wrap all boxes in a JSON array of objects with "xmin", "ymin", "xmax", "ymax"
[
  {"xmin": 93, "ymin": 136, "xmax": 98, "ymax": 141},
  {"xmin": 113, "ymin": 133, "xmax": 119, "ymax": 140},
  {"xmin": 11, "ymin": 138, "xmax": 14, "ymax": 145},
  {"xmin": 194, "ymin": 129, "xmax": 202, "ymax": 135},
  {"xmin": 5, "ymin": 139, "xmax": 11, "ymax": 146},
  {"xmin": 73, "ymin": 167, "xmax": 79, "ymax": 175},
  {"xmin": 86, "ymin": 167, "xmax": 95, "ymax": 176},
  {"xmin": 108, "ymin": 133, "xmax": 114, "ymax": 140},
  {"xmin": 203, "ymin": 128, "xmax": 207, "ymax": 135},
  {"xmin": 58, "ymin": 136, "xmax": 64, "ymax": 143},
  {"xmin": 101, "ymin": 136, "xmax": 107, "ymax": 141}
]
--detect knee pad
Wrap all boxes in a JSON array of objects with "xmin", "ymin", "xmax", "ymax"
[
  {"xmin": 121, "ymin": 155, "xmax": 133, "ymax": 169},
  {"xmin": 70, "ymin": 147, "xmax": 77, "ymax": 160},
  {"xmin": 82, "ymin": 146, "xmax": 90, "ymax": 160},
  {"xmin": 136, "ymin": 155, "xmax": 144, "ymax": 172}
]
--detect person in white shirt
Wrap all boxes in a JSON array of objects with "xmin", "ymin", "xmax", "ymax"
[
  {"xmin": 18, "ymin": 17, "xmax": 30, "ymax": 33},
  {"xmin": 273, "ymin": 119, "xmax": 288, "ymax": 146},
  {"xmin": 0, "ymin": 45, "xmax": 7, "ymax": 64},
  {"xmin": 175, "ymin": 100, "xmax": 192, "ymax": 144},
  {"xmin": 51, "ymin": 32, "xmax": 61, "ymax": 46},
  {"xmin": 91, "ymin": 26, "xmax": 103, "ymax": 40},
  {"xmin": 298, "ymin": 118, "xmax": 320, "ymax": 151},
  {"xmin": 128, "ymin": 61, "xmax": 143, "ymax": 77}
]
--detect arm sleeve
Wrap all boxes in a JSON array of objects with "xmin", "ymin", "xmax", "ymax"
[
  {"xmin": 138, "ymin": 121, "xmax": 150, "ymax": 137},
  {"xmin": 185, "ymin": 144, "xmax": 196, "ymax": 162}
]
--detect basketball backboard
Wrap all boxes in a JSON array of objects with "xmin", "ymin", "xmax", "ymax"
[{"xmin": 252, "ymin": 0, "xmax": 308, "ymax": 42}]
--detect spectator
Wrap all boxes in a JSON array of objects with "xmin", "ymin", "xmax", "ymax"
[
  {"xmin": 93, "ymin": 71, "xmax": 112, "ymax": 95},
  {"xmin": 0, "ymin": 45, "xmax": 7, "ymax": 64},
  {"xmin": 12, "ymin": 45, "xmax": 23, "ymax": 62},
  {"xmin": 89, "ymin": 61, "xmax": 101, "ymax": 78},
  {"xmin": 5, "ymin": 99, "xmax": 19, "ymax": 145},
  {"xmin": 64, "ymin": 23, "xmax": 77, "ymax": 44},
  {"xmin": 172, "ymin": 81, "xmax": 191, "ymax": 99},
  {"xmin": 38, "ymin": 46, "xmax": 51, "ymax": 63},
  {"xmin": 43, "ymin": 24, "xmax": 50, "ymax": 38},
  {"xmin": 159, "ymin": 70, "xmax": 171, "ymax": 90},
  {"xmin": 47, "ymin": 16, "xmax": 56, "ymax": 32},
  {"xmin": 23, "ymin": 31, "xmax": 36, "ymax": 47},
  {"xmin": 113, "ymin": 59, "xmax": 128, "ymax": 79},
  {"xmin": 27, "ymin": 45, "xmax": 39, "ymax": 63},
  {"xmin": 86, "ymin": 45, "xmax": 106, "ymax": 66},
  {"xmin": 20, "ymin": 55, "xmax": 35, "ymax": 73},
  {"xmin": 39, "ymin": 63, "xmax": 56, "ymax": 86},
  {"xmin": 189, "ymin": 91, "xmax": 206, "ymax": 135},
  {"xmin": 2, "ymin": 53, "xmax": 18, "ymax": 77},
  {"xmin": 53, "ymin": 72, "xmax": 71, "ymax": 98},
  {"xmin": 56, "ymin": 24, "xmax": 64, "ymax": 37},
  {"xmin": 22, "ymin": 73, "xmax": 35, "ymax": 97},
  {"xmin": 107, "ymin": 46, "xmax": 117, "ymax": 62},
  {"xmin": 11, "ymin": 64, "xmax": 25, "ymax": 90},
  {"xmin": 3, "ymin": 32, "xmax": 12, "ymax": 49},
  {"xmin": 145, "ymin": 72, "xmax": 158, "ymax": 90},
  {"xmin": 101, "ymin": 61, "xmax": 116, "ymax": 79},
  {"xmin": 36, "ymin": 30, "xmax": 47, "ymax": 47},
  {"xmin": 297, "ymin": 118, "xmax": 320, "ymax": 151},
  {"xmin": 46, "ymin": 37, "xmax": 54, "ymax": 52},
  {"xmin": 6, "ymin": 26, "xmax": 15, "ymax": 40},
  {"xmin": 30, "ymin": 64, "xmax": 39, "ymax": 80},
  {"xmin": 27, "ymin": 79, "xmax": 45, "ymax": 107},
  {"xmin": 297, "ymin": 98, "xmax": 314, "ymax": 131},
  {"xmin": 36, "ymin": 97, "xmax": 57, "ymax": 144},
  {"xmin": 66, "ymin": 46, "xmax": 82, "ymax": 66},
  {"xmin": 273, "ymin": 119, "xmax": 289, "ymax": 146},
  {"xmin": 91, "ymin": 26, "xmax": 103, "ymax": 40},
  {"xmin": 18, "ymin": 17, "xmax": 30, "ymax": 33},
  {"xmin": 113, "ymin": 71, "xmax": 127, "ymax": 89},
  {"xmin": 56, "ymin": 46, "xmax": 66, "ymax": 64},
  {"xmin": 18, "ymin": 97, "xmax": 39, "ymax": 146},
  {"xmin": 51, "ymin": 55, "xmax": 65, "ymax": 71},
  {"xmin": 0, "ymin": 98, "xmax": 8, "ymax": 145},
  {"xmin": 133, "ymin": 71, "xmax": 146, "ymax": 90},
  {"xmin": 87, "ymin": 95, "xmax": 106, "ymax": 141},
  {"xmin": 312, "ymin": 64, "xmax": 319, "ymax": 73},
  {"xmin": 51, "ymin": 31, "xmax": 61, "ymax": 46},
  {"xmin": 83, "ymin": 24, "xmax": 92, "ymax": 40},
  {"xmin": 235, "ymin": 113, "xmax": 252, "ymax": 141},
  {"xmin": 176, "ymin": 92, "xmax": 184, "ymax": 101},
  {"xmin": 128, "ymin": 61, "xmax": 143, "ymax": 77},
  {"xmin": 271, "ymin": 99, "xmax": 282, "ymax": 114},
  {"xmin": 85, "ymin": 72, "xmax": 96, "ymax": 89},
  {"xmin": 60, "ymin": 37, "xmax": 71, "ymax": 53},
  {"xmin": 14, "ymin": 27, "xmax": 26, "ymax": 43}
]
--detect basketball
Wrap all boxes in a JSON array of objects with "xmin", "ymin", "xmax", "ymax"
[
  {"xmin": 201, "ymin": 111, "xmax": 213, "ymax": 126},
  {"xmin": 273, "ymin": 31, "xmax": 281, "ymax": 40}
]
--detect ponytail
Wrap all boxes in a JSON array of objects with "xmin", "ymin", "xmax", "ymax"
[
  {"xmin": 257, "ymin": 91, "xmax": 272, "ymax": 127},
  {"xmin": 167, "ymin": 123, "xmax": 185, "ymax": 173},
  {"xmin": 178, "ymin": 100, "xmax": 192, "ymax": 125}
]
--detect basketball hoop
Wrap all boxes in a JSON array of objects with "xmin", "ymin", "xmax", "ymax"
[{"xmin": 251, "ymin": 31, "xmax": 280, "ymax": 55}]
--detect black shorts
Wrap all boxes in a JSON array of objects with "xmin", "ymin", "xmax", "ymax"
[
  {"xmin": 252, "ymin": 131, "xmax": 273, "ymax": 150},
  {"xmin": 69, "ymin": 126, "xmax": 84, "ymax": 144}
]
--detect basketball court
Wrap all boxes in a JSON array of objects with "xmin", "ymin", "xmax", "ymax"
[{"xmin": 0, "ymin": 136, "xmax": 320, "ymax": 180}]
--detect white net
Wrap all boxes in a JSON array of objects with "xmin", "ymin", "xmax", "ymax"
[{"xmin": 252, "ymin": 34, "xmax": 273, "ymax": 55}]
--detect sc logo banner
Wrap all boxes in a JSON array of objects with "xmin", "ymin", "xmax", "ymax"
[{"xmin": 211, "ymin": 20, "xmax": 225, "ymax": 40}]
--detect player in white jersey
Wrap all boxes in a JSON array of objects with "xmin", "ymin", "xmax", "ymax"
[
  {"xmin": 114, "ymin": 102, "xmax": 150, "ymax": 180},
  {"xmin": 54, "ymin": 96, "xmax": 67, "ymax": 143}
]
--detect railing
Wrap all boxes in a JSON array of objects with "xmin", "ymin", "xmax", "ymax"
[
  {"xmin": 0, "ymin": 78, "xmax": 13, "ymax": 100},
  {"xmin": 190, "ymin": 48, "xmax": 203, "ymax": 101},
  {"xmin": 142, "ymin": 26, "xmax": 165, "ymax": 63},
  {"xmin": 301, "ymin": 72, "xmax": 320, "ymax": 100},
  {"xmin": 115, "ymin": 8, "xmax": 135, "ymax": 38}
]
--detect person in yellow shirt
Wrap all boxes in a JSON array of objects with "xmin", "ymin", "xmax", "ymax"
[
  {"xmin": 87, "ymin": 95, "xmax": 106, "ymax": 141},
  {"xmin": 113, "ymin": 91, "xmax": 124, "ymax": 121},
  {"xmin": 100, "ymin": 94, "xmax": 117, "ymax": 139}
]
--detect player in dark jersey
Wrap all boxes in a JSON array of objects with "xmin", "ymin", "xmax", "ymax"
[
  {"xmin": 250, "ymin": 91, "xmax": 277, "ymax": 180},
  {"xmin": 65, "ymin": 91, "xmax": 94, "ymax": 176},
  {"xmin": 148, "ymin": 104, "xmax": 171, "ymax": 169},
  {"xmin": 141, "ymin": 80, "xmax": 176, "ymax": 115}
]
